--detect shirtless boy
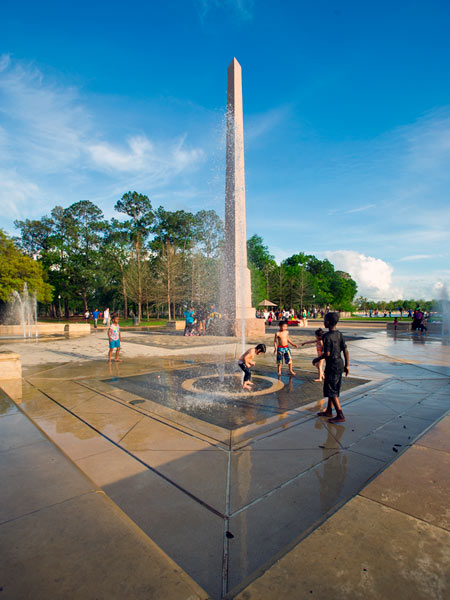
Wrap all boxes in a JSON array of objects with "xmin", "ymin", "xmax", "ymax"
[
  {"xmin": 274, "ymin": 322, "xmax": 298, "ymax": 377},
  {"xmin": 238, "ymin": 344, "xmax": 267, "ymax": 390}
]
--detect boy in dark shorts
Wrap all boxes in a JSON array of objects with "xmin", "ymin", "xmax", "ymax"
[
  {"xmin": 313, "ymin": 311, "xmax": 349, "ymax": 423},
  {"xmin": 238, "ymin": 344, "xmax": 266, "ymax": 390}
]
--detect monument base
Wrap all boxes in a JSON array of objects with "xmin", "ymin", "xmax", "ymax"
[{"xmin": 209, "ymin": 318, "xmax": 266, "ymax": 338}]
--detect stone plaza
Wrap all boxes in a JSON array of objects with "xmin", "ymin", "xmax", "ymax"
[{"xmin": 0, "ymin": 321, "xmax": 449, "ymax": 599}]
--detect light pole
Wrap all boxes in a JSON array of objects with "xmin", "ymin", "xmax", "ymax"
[{"xmin": 58, "ymin": 295, "xmax": 61, "ymax": 322}]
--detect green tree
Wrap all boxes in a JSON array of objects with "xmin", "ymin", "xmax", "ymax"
[
  {"xmin": 0, "ymin": 230, "xmax": 52, "ymax": 304},
  {"xmin": 247, "ymin": 234, "xmax": 276, "ymax": 299},
  {"xmin": 115, "ymin": 191, "xmax": 154, "ymax": 322}
]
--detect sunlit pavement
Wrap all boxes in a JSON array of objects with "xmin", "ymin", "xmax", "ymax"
[{"xmin": 0, "ymin": 329, "xmax": 449, "ymax": 599}]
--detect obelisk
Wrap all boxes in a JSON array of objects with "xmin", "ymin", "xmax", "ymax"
[{"xmin": 223, "ymin": 58, "xmax": 265, "ymax": 337}]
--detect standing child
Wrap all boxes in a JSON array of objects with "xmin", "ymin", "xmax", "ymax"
[
  {"xmin": 274, "ymin": 321, "xmax": 298, "ymax": 377},
  {"xmin": 301, "ymin": 328, "xmax": 325, "ymax": 382},
  {"xmin": 108, "ymin": 314, "xmax": 122, "ymax": 363},
  {"xmin": 238, "ymin": 344, "xmax": 266, "ymax": 390},
  {"xmin": 313, "ymin": 312, "xmax": 349, "ymax": 423}
]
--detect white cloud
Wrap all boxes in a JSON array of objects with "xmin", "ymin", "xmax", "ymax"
[
  {"xmin": 325, "ymin": 250, "xmax": 402, "ymax": 300},
  {"xmin": 0, "ymin": 55, "xmax": 205, "ymax": 222},
  {"xmin": 397, "ymin": 254, "xmax": 438, "ymax": 262}
]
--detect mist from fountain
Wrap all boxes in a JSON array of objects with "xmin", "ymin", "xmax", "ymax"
[
  {"xmin": 8, "ymin": 283, "xmax": 38, "ymax": 339},
  {"xmin": 435, "ymin": 282, "xmax": 450, "ymax": 336}
]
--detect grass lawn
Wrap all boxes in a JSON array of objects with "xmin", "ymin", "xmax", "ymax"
[
  {"xmin": 341, "ymin": 316, "xmax": 412, "ymax": 322},
  {"xmin": 37, "ymin": 317, "xmax": 169, "ymax": 327},
  {"xmin": 117, "ymin": 318, "xmax": 168, "ymax": 327}
]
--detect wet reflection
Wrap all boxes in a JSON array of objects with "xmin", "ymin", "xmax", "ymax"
[
  {"xmin": 315, "ymin": 423, "xmax": 346, "ymax": 515},
  {"xmin": 107, "ymin": 362, "xmax": 367, "ymax": 430}
]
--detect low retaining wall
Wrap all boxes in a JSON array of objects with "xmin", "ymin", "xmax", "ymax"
[
  {"xmin": 166, "ymin": 321, "xmax": 186, "ymax": 331},
  {"xmin": 64, "ymin": 323, "xmax": 90, "ymax": 334},
  {"xmin": 0, "ymin": 323, "xmax": 66, "ymax": 336}
]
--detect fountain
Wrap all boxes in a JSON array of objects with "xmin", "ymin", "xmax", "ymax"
[{"xmin": 3, "ymin": 283, "xmax": 39, "ymax": 339}]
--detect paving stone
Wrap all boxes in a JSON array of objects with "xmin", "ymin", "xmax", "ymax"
[{"xmin": 234, "ymin": 495, "xmax": 450, "ymax": 600}]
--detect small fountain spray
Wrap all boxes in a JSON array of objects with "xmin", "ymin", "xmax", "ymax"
[{"xmin": 9, "ymin": 283, "xmax": 39, "ymax": 339}]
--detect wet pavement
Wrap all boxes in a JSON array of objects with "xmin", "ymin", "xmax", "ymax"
[{"xmin": 2, "ymin": 330, "xmax": 449, "ymax": 598}]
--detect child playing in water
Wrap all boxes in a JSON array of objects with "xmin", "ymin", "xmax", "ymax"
[
  {"xmin": 108, "ymin": 314, "xmax": 122, "ymax": 363},
  {"xmin": 313, "ymin": 312, "xmax": 349, "ymax": 423},
  {"xmin": 274, "ymin": 321, "xmax": 298, "ymax": 377},
  {"xmin": 301, "ymin": 328, "xmax": 325, "ymax": 381},
  {"xmin": 238, "ymin": 344, "xmax": 267, "ymax": 390}
]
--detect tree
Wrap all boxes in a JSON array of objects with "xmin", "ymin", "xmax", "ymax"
[
  {"xmin": 115, "ymin": 191, "xmax": 154, "ymax": 322},
  {"xmin": 247, "ymin": 235, "xmax": 276, "ymax": 299},
  {"xmin": 64, "ymin": 200, "xmax": 107, "ymax": 312},
  {"xmin": 151, "ymin": 241, "xmax": 186, "ymax": 320},
  {"xmin": 0, "ymin": 230, "xmax": 53, "ymax": 304},
  {"xmin": 194, "ymin": 210, "xmax": 224, "ymax": 259},
  {"xmin": 102, "ymin": 220, "xmax": 132, "ymax": 318}
]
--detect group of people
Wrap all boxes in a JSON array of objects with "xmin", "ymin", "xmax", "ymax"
[
  {"xmin": 84, "ymin": 307, "xmax": 110, "ymax": 328},
  {"xmin": 239, "ymin": 312, "xmax": 349, "ymax": 424},
  {"xmin": 183, "ymin": 305, "xmax": 220, "ymax": 336},
  {"xmin": 259, "ymin": 307, "xmax": 321, "ymax": 324}
]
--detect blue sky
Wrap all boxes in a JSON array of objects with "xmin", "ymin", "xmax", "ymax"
[{"xmin": 1, "ymin": 0, "xmax": 449, "ymax": 299}]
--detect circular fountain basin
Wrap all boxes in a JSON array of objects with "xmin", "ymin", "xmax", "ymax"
[{"xmin": 181, "ymin": 373, "xmax": 284, "ymax": 397}]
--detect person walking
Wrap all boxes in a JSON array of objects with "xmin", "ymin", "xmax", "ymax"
[{"xmin": 92, "ymin": 308, "xmax": 100, "ymax": 328}]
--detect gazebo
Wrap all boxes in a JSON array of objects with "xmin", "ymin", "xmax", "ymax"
[{"xmin": 258, "ymin": 299, "xmax": 277, "ymax": 307}]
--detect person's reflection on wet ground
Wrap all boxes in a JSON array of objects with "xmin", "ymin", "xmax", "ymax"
[
  {"xmin": 108, "ymin": 361, "xmax": 121, "ymax": 377},
  {"xmin": 276, "ymin": 374, "xmax": 294, "ymax": 426},
  {"xmin": 314, "ymin": 422, "xmax": 347, "ymax": 515}
]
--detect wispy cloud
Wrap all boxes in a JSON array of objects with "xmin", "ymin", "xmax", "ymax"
[
  {"xmin": 397, "ymin": 254, "xmax": 440, "ymax": 262},
  {"xmin": 0, "ymin": 54, "xmax": 205, "ymax": 222},
  {"xmin": 346, "ymin": 203, "xmax": 376, "ymax": 214},
  {"xmin": 195, "ymin": 0, "xmax": 254, "ymax": 23}
]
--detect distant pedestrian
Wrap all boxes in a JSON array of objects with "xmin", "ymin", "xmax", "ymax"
[
  {"xmin": 103, "ymin": 307, "xmax": 110, "ymax": 327},
  {"xmin": 84, "ymin": 310, "xmax": 90, "ymax": 322},
  {"xmin": 108, "ymin": 314, "xmax": 122, "ymax": 363},
  {"xmin": 184, "ymin": 306, "xmax": 194, "ymax": 336},
  {"xmin": 92, "ymin": 308, "xmax": 100, "ymax": 328}
]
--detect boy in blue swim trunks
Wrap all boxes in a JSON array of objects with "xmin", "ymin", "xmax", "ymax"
[
  {"xmin": 274, "ymin": 321, "xmax": 298, "ymax": 377},
  {"xmin": 108, "ymin": 314, "xmax": 122, "ymax": 363}
]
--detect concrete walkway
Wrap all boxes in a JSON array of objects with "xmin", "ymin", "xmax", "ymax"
[
  {"xmin": 1, "ymin": 329, "xmax": 449, "ymax": 598},
  {"xmin": 235, "ymin": 413, "xmax": 450, "ymax": 600},
  {"xmin": 0, "ymin": 389, "xmax": 207, "ymax": 600}
]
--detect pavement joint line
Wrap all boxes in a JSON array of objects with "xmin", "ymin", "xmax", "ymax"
[
  {"xmin": 24, "ymin": 381, "xmax": 227, "ymax": 520},
  {"xmin": 415, "ymin": 441, "xmax": 450, "ymax": 455},
  {"xmin": 357, "ymin": 493, "xmax": 450, "ymax": 533},
  {"xmin": 232, "ymin": 379, "xmax": 393, "ymax": 452},
  {"xmin": 221, "ymin": 450, "xmax": 233, "ymax": 597},
  {"xmin": 0, "ymin": 490, "xmax": 96, "ymax": 528},
  {"xmin": 116, "ymin": 416, "xmax": 145, "ymax": 444},
  {"xmin": 0, "ymin": 438, "xmax": 50, "ymax": 454},
  {"xmin": 228, "ymin": 448, "xmax": 343, "ymax": 519},
  {"xmin": 73, "ymin": 379, "xmax": 228, "ymax": 452},
  {"xmin": 349, "ymin": 342, "xmax": 450, "ymax": 378}
]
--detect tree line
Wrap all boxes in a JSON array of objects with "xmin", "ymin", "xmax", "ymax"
[
  {"xmin": 11, "ymin": 192, "xmax": 223, "ymax": 322},
  {"xmin": 9, "ymin": 189, "xmax": 436, "ymax": 322}
]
